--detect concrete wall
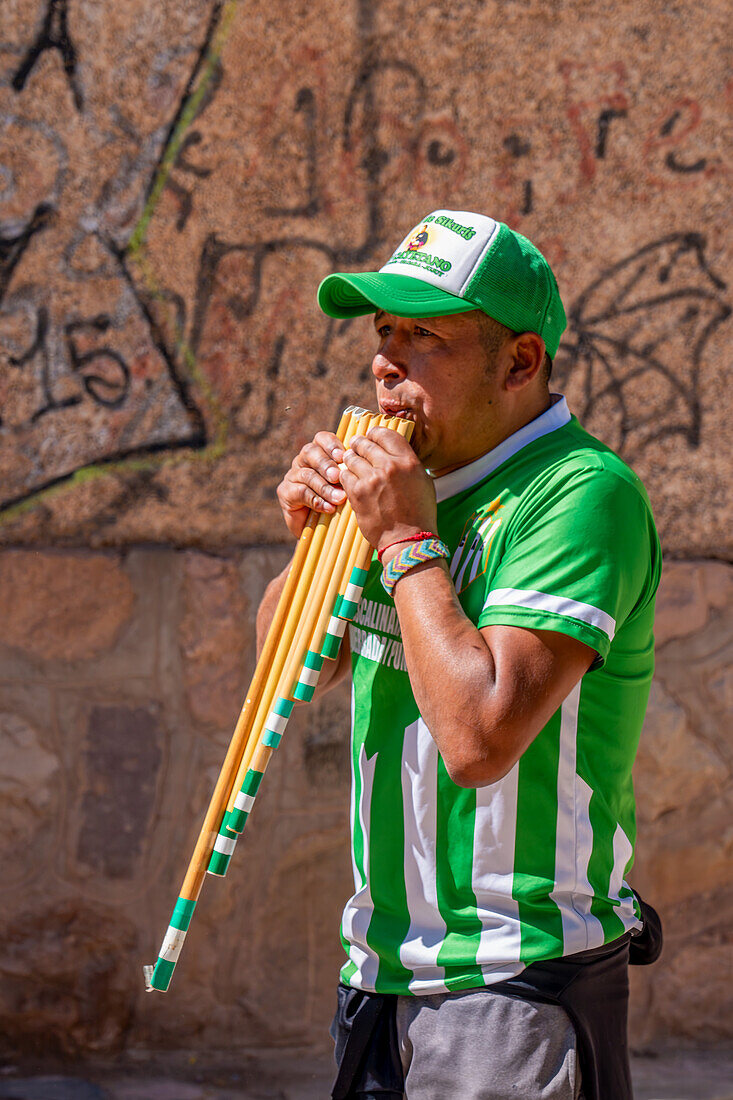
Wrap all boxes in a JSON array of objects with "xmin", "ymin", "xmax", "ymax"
[{"xmin": 0, "ymin": 0, "xmax": 730, "ymax": 1058}]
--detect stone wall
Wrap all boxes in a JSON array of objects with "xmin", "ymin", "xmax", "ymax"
[{"xmin": 0, "ymin": 0, "xmax": 730, "ymax": 1060}]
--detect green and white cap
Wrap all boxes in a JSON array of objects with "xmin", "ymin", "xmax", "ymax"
[{"xmin": 318, "ymin": 210, "xmax": 566, "ymax": 358}]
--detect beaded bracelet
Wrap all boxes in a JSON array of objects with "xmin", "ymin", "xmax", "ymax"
[{"xmin": 381, "ymin": 537, "xmax": 451, "ymax": 596}]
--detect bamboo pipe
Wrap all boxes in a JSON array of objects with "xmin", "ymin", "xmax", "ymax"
[
  {"xmin": 227, "ymin": 409, "xmax": 370, "ymax": 793},
  {"xmin": 145, "ymin": 408, "xmax": 413, "ymax": 990},
  {"xmin": 288, "ymin": 412, "xmax": 383, "ymax": 701},
  {"xmin": 320, "ymin": 416, "xmax": 414, "ymax": 656}
]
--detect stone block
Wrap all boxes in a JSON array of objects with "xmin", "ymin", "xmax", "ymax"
[
  {"xmin": 76, "ymin": 704, "xmax": 164, "ymax": 880},
  {"xmin": 655, "ymin": 561, "xmax": 732, "ymax": 647},
  {"xmin": 0, "ymin": 551, "xmax": 135, "ymax": 664},
  {"xmin": 0, "ymin": 903, "xmax": 138, "ymax": 1058},
  {"xmin": 179, "ymin": 552, "xmax": 252, "ymax": 729},
  {"xmin": 0, "ymin": 709, "xmax": 62, "ymax": 891},
  {"xmin": 634, "ymin": 680, "xmax": 723, "ymax": 822},
  {"xmin": 648, "ymin": 936, "xmax": 733, "ymax": 1044},
  {"xmin": 206, "ymin": 814, "xmax": 352, "ymax": 1048}
]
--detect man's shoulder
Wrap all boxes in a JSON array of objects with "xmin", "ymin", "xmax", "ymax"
[
  {"xmin": 438, "ymin": 404, "xmax": 656, "ymax": 539},
  {"xmin": 520, "ymin": 415, "xmax": 653, "ymax": 512}
]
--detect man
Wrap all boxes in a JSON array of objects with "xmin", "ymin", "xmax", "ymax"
[{"xmin": 258, "ymin": 211, "xmax": 661, "ymax": 1099}]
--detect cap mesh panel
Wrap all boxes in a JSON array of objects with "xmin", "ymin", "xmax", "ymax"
[{"xmin": 464, "ymin": 225, "xmax": 566, "ymax": 357}]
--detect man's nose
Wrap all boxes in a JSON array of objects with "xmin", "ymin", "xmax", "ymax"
[{"xmin": 371, "ymin": 348, "xmax": 407, "ymax": 383}]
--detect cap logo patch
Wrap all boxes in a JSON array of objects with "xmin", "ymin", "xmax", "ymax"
[
  {"xmin": 382, "ymin": 209, "xmax": 500, "ymax": 290},
  {"xmin": 388, "ymin": 221, "xmax": 453, "ymax": 278},
  {"xmin": 406, "ymin": 225, "xmax": 430, "ymax": 251}
]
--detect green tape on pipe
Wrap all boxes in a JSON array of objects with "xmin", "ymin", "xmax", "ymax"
[
  {"xmin": 149, "ymin": 957, "xmax": 175, "ymax": 991},
  {"xmin": 170, "ymin": 897, "xmax": 196, "ymax": 931}
]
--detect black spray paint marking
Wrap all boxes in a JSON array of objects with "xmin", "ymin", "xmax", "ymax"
[
  {"xmin": 555, "ymin": 233, "xmax": 730, "ymax": 457},
  {"xmin": 12, "ymin": 0, "xmax": 83, "ymax": 110}
]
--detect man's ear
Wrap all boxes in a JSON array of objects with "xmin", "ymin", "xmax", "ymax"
[{"xmin": 504, "ymin": 332, "xmax": 546, "ymax": 391}]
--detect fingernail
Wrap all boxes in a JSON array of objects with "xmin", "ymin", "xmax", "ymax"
[
  {"xmin": 330, "ymin": 487, "xmax": 346, "ymax": 501},
  {"xmin": 326, "ymin": 465, "xmax": 340, "ymax": 481}
]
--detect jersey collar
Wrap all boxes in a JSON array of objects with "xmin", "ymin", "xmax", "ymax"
[{"xmin": 431, "ymin": 394, "xmax": 572, "ymax": 503}]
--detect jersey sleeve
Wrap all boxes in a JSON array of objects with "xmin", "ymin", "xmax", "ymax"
[{"xmin": 476, "ymin": 464, "xmax": 658, "ymax": 664}]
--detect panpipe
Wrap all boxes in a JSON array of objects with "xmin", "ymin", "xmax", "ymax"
[{"xmin": 144, "ymin": 406, "xmax": 414, "ymax": 993}]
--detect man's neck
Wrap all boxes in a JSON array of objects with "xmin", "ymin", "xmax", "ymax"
[{"xmin": 430, "ymin": 390, "xmax": 555, "ymax": 478}]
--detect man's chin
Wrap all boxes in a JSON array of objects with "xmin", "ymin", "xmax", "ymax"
[{"xmin": 411, "ymin": 430, "xmax": 433, "ymax": 467}]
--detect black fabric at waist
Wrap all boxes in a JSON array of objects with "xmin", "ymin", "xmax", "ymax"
[{"xmin": 488, "ymin": 932, "xmax": 633, "ymax": 1100}]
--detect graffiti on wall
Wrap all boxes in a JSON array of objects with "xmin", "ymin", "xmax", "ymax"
[
  {"xmin": 0, "ymin": 1, "xmax": 221, "ymax": 515},
  {"xmin": 0, "ymin": 0, "xmax": 729, "ymax": 530},
  {"xmin": 555, "ymin": 234, "xmax": 730, "ymax": 458}
]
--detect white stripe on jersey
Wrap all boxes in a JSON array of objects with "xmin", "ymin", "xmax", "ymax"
[
  {"xmin": 482, "ymin": 587, "xmax": 616, "ymax": 639},
  {"xmin": 548, "ymin": 682, "xmax": 591, "ymax": 953},
  {"xmin": 572, "ymin": 776, "xmax": 607, "ymax": 950},
  {"xmin": 609, "ymin": 822, "xmax": 642, "ymax": 933},
  {"xmin": 609, "ymin": 822, "xmax": 633, "ymax": 901},
  {"xmin": 399, "ymin": 718, "xmax": 448, "ymax": 992},
  {"xmin": 341, "ymin": 731, "xmax": 380, "ymax": 989},
  {"xmin": 473, "ymin": 762, "xmax": 526, "ymax": 984}
]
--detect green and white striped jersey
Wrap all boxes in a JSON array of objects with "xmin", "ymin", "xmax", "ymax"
[{"xmin": 342, "ymin": 396, "xmax": 661, "ymax": 995}]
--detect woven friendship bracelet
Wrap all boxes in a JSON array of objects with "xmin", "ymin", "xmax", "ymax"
[{"xmin": 381, "ymin": 537, "xmax": 450, "ymax": 596}]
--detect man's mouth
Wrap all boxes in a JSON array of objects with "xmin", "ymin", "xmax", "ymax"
[{"xmin": 379, "ymin": 401, "xmax": 416, "ymax": 421}]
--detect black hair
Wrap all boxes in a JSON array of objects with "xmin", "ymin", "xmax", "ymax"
[{"xmin": 476, "ymin": 313, "xmax": 552, "ymax": 382}]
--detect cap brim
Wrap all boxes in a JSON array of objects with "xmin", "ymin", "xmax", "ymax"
[{"xmin": 317, "ymin": 272, "xmax": 478, "ymax": 319}]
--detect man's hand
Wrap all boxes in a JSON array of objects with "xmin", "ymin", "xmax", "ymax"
[
  {"xmin": 340, "ymin": 427, "xmax": 438, "ymax": 553},
  {"xmin": 276, "ymin": 431, "xmax": 347, "ymax": 538}
]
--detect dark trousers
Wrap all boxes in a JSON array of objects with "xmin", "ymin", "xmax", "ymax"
[{"xmin": 331, "ymin": 935, "xmax": 633, "ymax": 1100}]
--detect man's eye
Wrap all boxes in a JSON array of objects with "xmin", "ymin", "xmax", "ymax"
[
  {"xmin": 414, "ymin": 326, "xmax": 434, "ymax": 338},
  {"xmin": 377, "ymin": 325, "xmax": 391, "ymax": 338}
]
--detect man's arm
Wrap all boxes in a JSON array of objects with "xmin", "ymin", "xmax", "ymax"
[{"xmin": 387, "ymin": 555, "xmax": 594, "ymax": 786}]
